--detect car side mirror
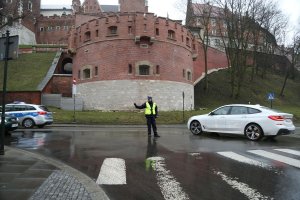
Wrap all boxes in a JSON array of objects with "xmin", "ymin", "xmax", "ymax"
[{"xmin": 209, "ymin": 112, "xmax": 215, "ymax": 116}]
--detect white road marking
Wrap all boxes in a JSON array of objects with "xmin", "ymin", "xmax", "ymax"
[
  {"xmin": 147, "ymin": 156, "xmax": 190, "ymax": 200},
  {"xmin": 96, "ymin": 158, "xmax": 126, "ymax": 185},
  {"xmin": 248, "ymin": 150, "xmax": 300, "ymax": 168},
  {"xmin": 274, "ymin": 149, "xmax": 300, "ymax": 156},
  {"xmin": 213, "ymin": 170, "xmax": 273, "ymax": 200},
  {"xmin": 217, "ymin": 151, "xmax": 271, "ymax": 169}
]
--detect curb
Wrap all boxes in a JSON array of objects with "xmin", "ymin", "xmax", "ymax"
[{"xmin": 4, "ymin": 146, "xmax": 110, "ymax": 200}]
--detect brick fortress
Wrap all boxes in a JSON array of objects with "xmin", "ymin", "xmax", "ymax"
[
  {"xmin": 2, "ymin": 0, "xmax": 228, "ymax": 111},
  {"xmin": 67, "ymin": 0, "xmax": 228, "ymax": 111}
]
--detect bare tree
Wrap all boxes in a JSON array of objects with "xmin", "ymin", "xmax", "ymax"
[
  {"xmin": 213, "ymin": 0, "xmax": 255, "ymax": 98},
  {"xmin": 186, "ymin": 0, "xmax": 215, "ymax": 91},
  {"xmin": 280, "ymin": 33, "xmax": 300, "ymax": 96},
  {"xmin": 212, "ymin": 0, "xmax": 283, "ymax": 98},
  {"xmin": 0, "ymin": 0, "xmax": 31, "ymax": 30}
]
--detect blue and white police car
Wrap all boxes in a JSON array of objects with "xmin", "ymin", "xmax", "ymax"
[{"xmin": 3, "ymin": 102, "xmax": 53, "ymax": 128}]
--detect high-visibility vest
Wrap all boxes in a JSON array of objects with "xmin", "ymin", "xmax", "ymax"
[{"xmin": 145, "ymin": 102, "xmax": 156, "ymax": 115}]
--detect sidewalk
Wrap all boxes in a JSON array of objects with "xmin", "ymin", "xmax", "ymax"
[{"xmin": 0, "ymin": 146, "xmax": 109, "ymax": 200}]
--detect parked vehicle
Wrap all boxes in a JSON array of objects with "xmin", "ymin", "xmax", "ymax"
[
  {"xmin": 187, "ymin": 104, "xmax": 295, "ymax": 141},
  {"xmin": 1, "ymin": 102, "xmax": 53, "ymax": 128},
  {"xmin": 0, "ymin": 114, "xmax": 19, "ymax": 134}
]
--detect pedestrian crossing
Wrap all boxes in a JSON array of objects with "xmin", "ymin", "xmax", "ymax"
[
  {"xmin": 96, "ymin": 148, "xmax": 300, "ymax": 200},
  {"xmin": 216, "ymin": 151, "xmax": 272, "ymax": 169},
  {"xmin": 96, "ymin": 158, "xmax": 126, "ymax": 185}
]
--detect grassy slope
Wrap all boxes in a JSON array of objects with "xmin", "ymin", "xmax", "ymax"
[
  {"xmin": 0, "ymin": 52, "xmax": 56, "ymax": 91},
  {"xmin": 194, "ymin": 69, "xmax": 300, "ymax": 121}
]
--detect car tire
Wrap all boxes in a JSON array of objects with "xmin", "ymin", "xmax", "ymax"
[
  {"xmin": 190, "ymin": 120, "xmax": 203, "ymax": 135},
  {"xmin": 244, "ymin": 123, "xmax": 263, "ymax": 141},
  {"xmin": 22, "ymin": 118, "xmax": 35, "ymax": 128},
  {"xmin": 5, "ymin": 130, "xmax": 11, "ymax": 136}
]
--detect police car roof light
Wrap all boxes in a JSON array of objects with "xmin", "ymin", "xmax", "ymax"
[{"xmin": 12, "ymin": 101, "xmax": 26, "ymax": 104}]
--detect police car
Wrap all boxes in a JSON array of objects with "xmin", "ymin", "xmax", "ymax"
[{"xmin": 3, "ymin": 102, "xmax": 53, "ymax": 128}]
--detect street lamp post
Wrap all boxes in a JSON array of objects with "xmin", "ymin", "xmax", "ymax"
[{"xmin": 0, "ymin": 31, "xmax": 11, "ymax": 155}]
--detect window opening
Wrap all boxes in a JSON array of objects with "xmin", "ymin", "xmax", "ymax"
[{"xmin": 139, "ymin": 65, "xmax": 150, "ymax": 75}]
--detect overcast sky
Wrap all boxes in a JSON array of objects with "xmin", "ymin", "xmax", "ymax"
[{"xmin": 41, "ymin": 0, "xmax": 300, "ymax": 43}]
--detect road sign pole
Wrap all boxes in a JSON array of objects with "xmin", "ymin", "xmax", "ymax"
[
  {"xmin": 270, "ymin": 99, "xmax": 273, "ymax": 109},
  {"xmin": 0, "ymin": 31, "xmax": 11, "ymax": 155},
  {"xmin": 182, "ymin": 91, "xmax": 185, "ymax": 123},
  {"xmin": 72, "ymin": 78, "xmax": 76, "ymax": 123}
]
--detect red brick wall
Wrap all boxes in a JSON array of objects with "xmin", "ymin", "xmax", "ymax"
[
  {"xmin": 0, "ymin": 91, "xmax": 41, "ymax": 105},
  {"xmin": 42, "ymin": 75, "xmax": 73, "ymax": 97},
  {"xmin": 36, "ymin": 15, "xmax": 75, "ymax": 44},
  {"xmin": 193, "ymin": 43, "xmax": 228, "ymax": 82},
  {"xmin": 71, "ymin": 13, "xmax": 196, "ymax": 85}
]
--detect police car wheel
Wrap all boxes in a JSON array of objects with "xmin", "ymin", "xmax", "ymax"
[{"xmin": 23, "ymin": 118, "xmax": 35, "ymax": 128}]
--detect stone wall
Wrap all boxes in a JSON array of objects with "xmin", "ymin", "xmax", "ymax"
[{"xmin": 77, "ymin": 80, "xmax": 194, "ymax": 111}]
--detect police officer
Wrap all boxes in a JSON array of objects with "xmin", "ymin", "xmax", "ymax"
[{"xmin": 134, "ymin": 96, "xmax": 160, "ymax": 137}]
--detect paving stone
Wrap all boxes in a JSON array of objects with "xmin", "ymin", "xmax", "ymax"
[{"xmin": 30, "ymin": 170, "xmax": 92, "ymax": 200}]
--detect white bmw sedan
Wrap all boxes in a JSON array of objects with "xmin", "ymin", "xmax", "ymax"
[{"xmin": 187, "ymin": 104, "xmax": 295, "ymax": 141}]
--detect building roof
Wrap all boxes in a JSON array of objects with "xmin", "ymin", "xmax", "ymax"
[
  {"xmin": 101, "ymin": 5, "xmax": 119, "ymax": 12},
  {"xmin": 192, "ymin": 3, "xmax": 223, "ymax": 18},
  {"xmin": 41, "ymin": 5, "xmax": 72, "ymax": 9}
]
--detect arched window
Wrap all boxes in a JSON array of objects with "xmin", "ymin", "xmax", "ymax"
[
  {"xmin": 187, "ymin": 71, "xmax": 192, "ymax": 81},
  {"xmin": 108, "ymin": 26, "xmax": 117, "ymax": 35},
  {"xmin": 128, "ymin": 64, "xmax": 132, "ymax": 74},
  {"xmin": 94, "ymin": 66, "xmax": 98, "ymax": 76},
  {"xmin": 156, "ymin": 65, "xmax": 160, "ymax": 74},
  {"xmin": 186, "ymin": 37, "xmax": 190, "ymax": 46},
  {"xmin": 168, "ymin": 30, "xmax": 176, "ymax": 40},
  {"xmin": 156, "ymin": 28, "xmax": 159, "ymax": 36},
  {"xmin": 28, "ymin": 1, "xmax": 32, "ymax": 11},
  {"xmin": 84, "ymin": 31, "xmax": 91, "ymax": 41},
  {"xmin": 78, "ymin": 70, "xmax": 81, "ymax": 79},
  {"xmin": 83, "ymin": 68, "xmax": 91, "ymax": 79},
  {"xmin": 139, "ymin": 65, "xmax": 150, "ymax": 75}
]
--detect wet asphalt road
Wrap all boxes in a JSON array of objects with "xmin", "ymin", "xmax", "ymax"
[{"xmin": 6, "ymin": 125, "xmax": 300, "ymax": 200}]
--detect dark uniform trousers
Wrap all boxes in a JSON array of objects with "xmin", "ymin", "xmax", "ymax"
[{"xmin": 146, "ymin": 116, "xmax": 157, "ymax": 135}]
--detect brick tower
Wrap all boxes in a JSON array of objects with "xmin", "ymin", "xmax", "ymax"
[
  {"xmin": 119, "ymin": 0, "xmax": 148, "ymax": 13},
  {"xmin": 82, "ymin": 0, "xmax": 101, "ymax": 14},
  {"xmin": 72, "ymin": 0, "xmax": 82, "ymax": 14}
]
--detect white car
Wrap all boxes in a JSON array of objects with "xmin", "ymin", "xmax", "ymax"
[{"xmin": 187, "ymin": 104, "xmax": 295, "ymax": 141}]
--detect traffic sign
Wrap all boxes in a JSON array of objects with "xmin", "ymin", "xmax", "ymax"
[
  {"xmin": 0, "ymin": 35, "xmax": 19, "ymax": 60},
  {"xmin": 267, "ymin": 93, "xmax": 275, "ymax": 101},
  {"xmin": 72, "ymin": 78, "xmax": 77, "ymax": 95}
]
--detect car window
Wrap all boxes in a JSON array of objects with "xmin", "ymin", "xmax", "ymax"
[
  {"xmin": 213, "ymin": 106, "xmax": 231, "ymax": 115},
  {"xmin": 5, "ymin": 106, "xmax": 14, "ymax": 111},
  {"xmin": 14, "ymin": 105, "xmax": 27, "ymax": 111},
  {"xmin": 248, "ymin": 108, "xmax": 261, "ymax": 114},
  {"xmin": 230, "ymin": 106, "xmax": 248, "ymax": 115},
  {"xmin": 39, "ymin": 105, "xmax": 49, "ymax": 112},
  {"xmin": 1, "ymin": 106, "xmax": 13, "ymax": 112},
  {"xmin": 26, "ymin": 106, "xmax": 36, "ymax": 111}
]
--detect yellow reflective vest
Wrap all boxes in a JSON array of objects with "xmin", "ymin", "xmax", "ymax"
[{"xmin": 145, "ymin": 102, "xmax": 156, "ymax": 115}]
